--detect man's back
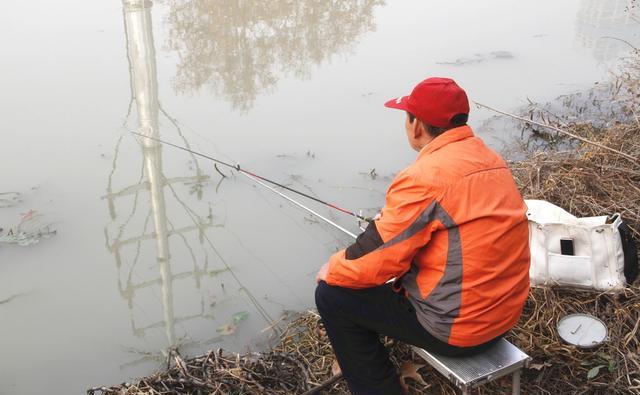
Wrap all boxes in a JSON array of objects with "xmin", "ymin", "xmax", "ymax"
[
  {"xmin": 324, "ymin": 125, "xmax": 530, "ymax": 347},
  {"xmin": 399, "ymin": 125, "xmax": 530, "ymax": 347}
]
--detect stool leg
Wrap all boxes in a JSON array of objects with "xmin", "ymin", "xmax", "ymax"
[{"xmin": 512, "ymin": 369, "xmax": 522, "ymax": 395}]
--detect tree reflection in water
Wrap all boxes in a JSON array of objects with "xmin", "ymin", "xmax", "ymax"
[{"xmin": 161, "ymin": 0, "xmax": 385, "ymax": 111}]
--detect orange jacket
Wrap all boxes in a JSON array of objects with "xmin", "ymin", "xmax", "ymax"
[{"xmin": 325, "ymin": 126, "xmax": 530, "ymax": 347}]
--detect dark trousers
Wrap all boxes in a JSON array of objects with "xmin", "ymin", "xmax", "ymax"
[{"xmin": 315, "ymin": 281, "xmax": 498, "ymax": 395}]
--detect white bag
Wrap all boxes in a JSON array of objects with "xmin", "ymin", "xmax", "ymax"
[{"xmin": 525, "ymin": 199, "xmax": 628, "ymax": 291}]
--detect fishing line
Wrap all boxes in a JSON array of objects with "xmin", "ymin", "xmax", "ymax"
[
  {"xmin": 130, "ymin": 131, "xmax": 372, "ymax": 223},
  {"xmin": 243, "ymin": 172, "xmax": 358, "ymax": 239}
]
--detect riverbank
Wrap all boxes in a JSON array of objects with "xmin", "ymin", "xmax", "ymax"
[{"xmin": 90, "ymin": 57, "xmax": 640, "ymax": 395}]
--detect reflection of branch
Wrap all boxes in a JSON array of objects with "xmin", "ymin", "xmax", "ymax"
[
  {"xmin": 160, "ymin": 106, "xmax": 205, "ymax": 190},
  {"xmin": 109, "ymin": 221, "xmax": 216, "ymax": 250},
  {"xmin": 120, "ymin": 331, "xmax": 223, "ymax": 370},
  {"xmin": 162, "ymin": 0, "xmax": 385, "ymax": 111},
  {"xmin": 121, "ymin": 3, "xmax": 137, "ymax": 125},
  {"xmin": 110, "ymin": 167, "xmax": 145, "ymax": 240},
  {"xmin": 116, "ymin": 210, "xmax": 226, "ymax": 305},
  {"xmin": 168, "ymin": 217, "xmax": 198, "ymax": 269},
  {"xmin": 131, "ymin": 298, "xmax": 215, "ymax": 337},
  {"xmin": 104, "ymin": 137, "xmax": 146, "ymax": 272},
  {"xmin": 121, "ymin": 98, "xmax": 135, "ymax": 129},
  {"xmin": 215, "ymin": 177, "xmax": 226, "ymax": 194},
  {"xmin": 105, "ymin": 135, "xmax": 124, "ymax": 219},
  {"xmin": 119, "ymin": 347, "xmax": 165, "ymax": 370}
]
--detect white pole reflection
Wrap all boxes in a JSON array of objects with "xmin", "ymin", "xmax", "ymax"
[
  {"xmin": 104, "ymin": 0, "xmax": 220, "ymax": 365},
  {"xmin": 124, "ymin": 0, "xmax": 177, "ymax": 347}
]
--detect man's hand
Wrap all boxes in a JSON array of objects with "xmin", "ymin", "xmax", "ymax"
[{"xmin": 316, "ymin": 262, "xmax": 329, "ymax": 283}]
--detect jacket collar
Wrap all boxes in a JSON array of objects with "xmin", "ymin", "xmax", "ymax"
[{"xmin": 417, "ymin": 125, "xmax": 474, "ymax": 159}]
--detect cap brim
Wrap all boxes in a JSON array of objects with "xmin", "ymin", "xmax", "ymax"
[{"xmin": 384, "ymin": 95, "xmax": 410, "ymax": 111}]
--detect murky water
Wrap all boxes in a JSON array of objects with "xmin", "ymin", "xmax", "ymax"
[{"xmin": 0, "ymin": 1, "xmax": 637, "ymax": 393}]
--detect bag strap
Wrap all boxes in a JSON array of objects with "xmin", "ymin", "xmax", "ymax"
[{"xmin": 618, "ymin": 221, "xmax": 639, "ymax": 284}]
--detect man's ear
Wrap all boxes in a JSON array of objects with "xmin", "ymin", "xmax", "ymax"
[{"xmin": 414, "ymin": 120, "xmax": 426, "ymax": 139}]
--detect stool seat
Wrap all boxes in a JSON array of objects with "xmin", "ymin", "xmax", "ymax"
[{"xmin": 412, "ymin": 338, "xmax": 531, "ymax": 394}]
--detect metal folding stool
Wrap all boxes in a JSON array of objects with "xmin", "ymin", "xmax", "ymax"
[{"xmin": 413, "ymin": 338, "xmax": 531, "ymax": 395}]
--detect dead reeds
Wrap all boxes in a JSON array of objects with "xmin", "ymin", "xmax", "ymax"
[{"xmin": 87, "ymin": 341, "xmax": 316, "ymax": 394}]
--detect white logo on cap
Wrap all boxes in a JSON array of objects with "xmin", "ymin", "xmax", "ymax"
[{"xmin": 395, "ymin": 97, "xmax": 402, "ymax": 104}]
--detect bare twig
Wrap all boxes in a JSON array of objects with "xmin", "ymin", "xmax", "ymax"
[
  {"xmin": 474, "ymin": 101, "xmax": 639, "ymax": 164},
  {"xmin": 299, "ymin": 374, "xmax": 344, "ymax": 395}
]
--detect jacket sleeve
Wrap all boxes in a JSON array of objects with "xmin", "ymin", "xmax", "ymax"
[{"xmin": 324, "ymin": 170, "xmax": 438, "ymax": 289}]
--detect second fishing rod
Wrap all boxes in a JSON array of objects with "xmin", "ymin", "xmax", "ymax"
[{"xmin": 132, "ymin": 132, "xmax": 373, "ymax": 228}]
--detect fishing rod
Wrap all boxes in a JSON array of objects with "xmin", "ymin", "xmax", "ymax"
[{"xmin": 131, "ymin": 132, "xmax": 372, "ymax": 229}]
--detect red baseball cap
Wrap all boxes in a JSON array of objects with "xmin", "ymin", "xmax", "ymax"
[{"xmin": 384, "ymin": 77, "xmax": 469, "ymax": 128}]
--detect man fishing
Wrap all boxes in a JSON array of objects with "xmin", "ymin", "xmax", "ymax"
[{"xmin": 315, "ymin": 77, "xmax": 530, "ymax": 395}]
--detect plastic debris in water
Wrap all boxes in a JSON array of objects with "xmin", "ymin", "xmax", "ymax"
[
  {"xmin": 232, "ymin": 311, "xmax": 249, "ymax": 324},
  {"xmin": 0, "ymin": 226, "xmax": 57, "ymax": 247},
  {"xmin": 1, "ymin": 208, "xmax": 57, "ymax": 247},
  {"xmin": 216, "ymin": 324, "xmax": 236, "ymax": 335},
  {"xmin": 20, "ymin": 209, "xmax": 37, "ymax": 222},
  {"xmin": 216, "ymin": 312, "xmax": 250, "ymax": 336}
]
